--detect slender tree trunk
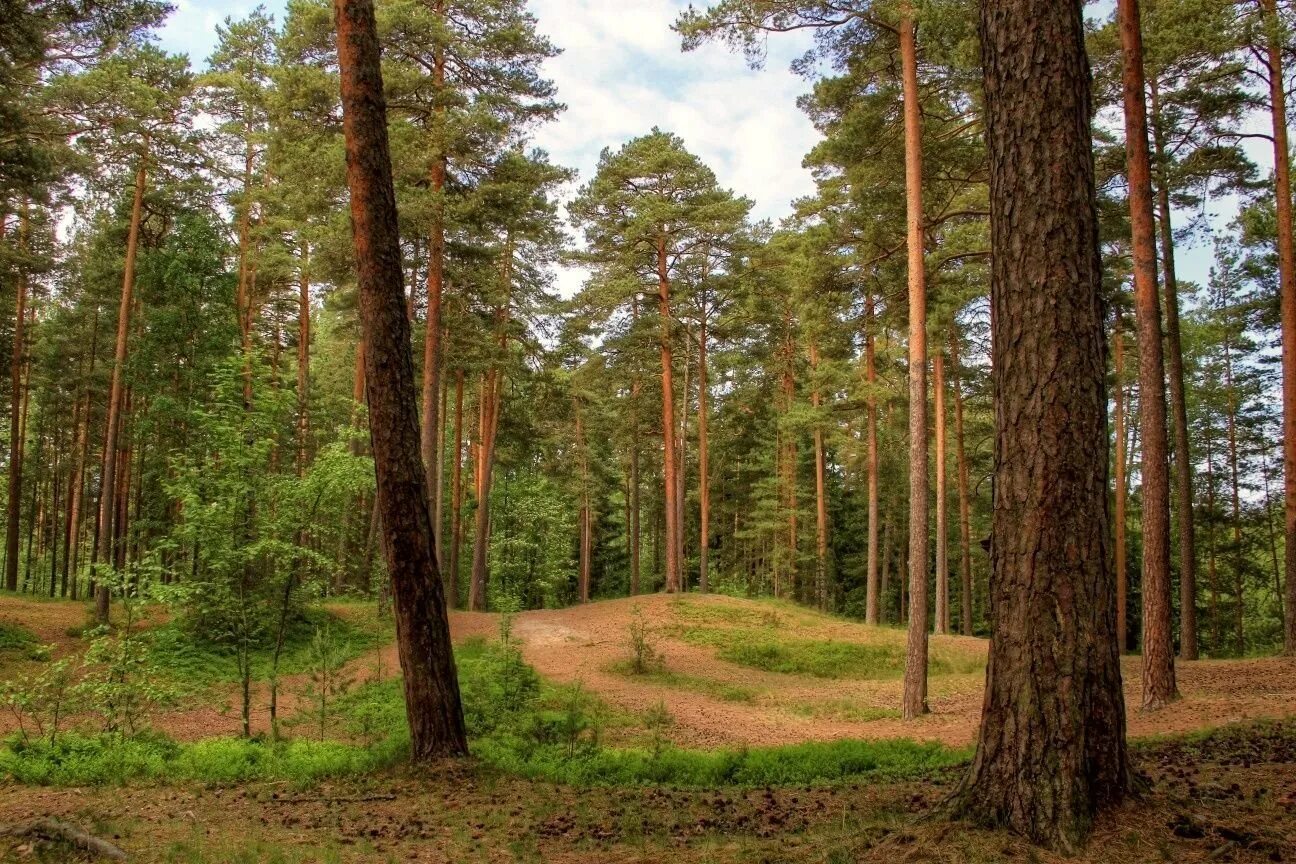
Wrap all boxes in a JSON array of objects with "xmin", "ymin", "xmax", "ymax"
[
  {"xmin": 420, "ymin": 0, "xmax": 448, "ymax": 508},
  {"xmin": 93, "ymin": 150, "xmax": 147, "ymax": 623},
  {"xmin": 435, "ymin": 363, "xmax": 447, "ymax": 567},
  {"xmin": 1257, "ymin": 0, "xmax": 1296, "ymax": 655},
  {"xmin": 879, "ymin": 509, "xmax": 892, "ymax": 624},
  {"xmin": 900, "ymin": 5, "xmax": 930, "ymax": 720},
  {"xmin": 810, "ymin": 340, "xmax": 828, "ymax": 610},
  {"xmin": 469, "ymin": 370, "xmax": 500, "ymax": 611},
  {"xmin": 952, "ymin": 0, "xmax": 1132, "ymax": 845},
  {"xmin": 447, "ymin": 369, "xmax": 464, "ymax": 607},
  {"xmin": 5, "ymin": 206, "xmax": 29, "ymax": 592},
  {"xmin": 334, "ymin": 0, "xmax": 467, "ymax": 759},
  {"xmin": 1114, "ymin": 317, "xmax": 1129, "ymax": 652},
  {"xmin": 297, "ymin": 241, "xmax": 311, "ymax": 478},
  {"xmin": 1118, "ymin": 0, "xmax": 1177, "ymax": 707},
  {"xmin": 576, "ymin": 408, "xmax": 591, "ymax": 602},
  {"xmin": 698, "ymin": 315, "xmax": 711, "ymax": 593},
  {"xmin": 657, "ymin": 236, "xmax": 681, "ymax": 593},
  {"xmin": 934, "ymin": 350, "xmax": 949, "ymax": 634},
  {"xmin": 951, "ymin": 332, "xmax": 974, "ymax": 636},
  {"xmin": 1149, "ymin": 79, "xmax": 1197, "ymax": 661},
  {"xmin": 1223, "ymin": 331, "xmax": 1245, "ymax": 655},
  {"xmin": 865, "ymin": 296, "xmax": 881, "ymax": 625}
]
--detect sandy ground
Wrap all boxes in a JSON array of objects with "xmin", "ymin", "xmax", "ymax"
[{"xmin": 1, "ymin": 592, "xmax": 1294, "ymax": 748}]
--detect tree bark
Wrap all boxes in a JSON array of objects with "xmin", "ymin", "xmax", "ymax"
[
  {"xmin": 1148, "ymin": 79, "xmax": 1197, "ymax": 661},
  {"xmin": 657, "ymin": 236, "xmax": 681, "ymax": 593},
  {"xmin": 952, "ymin": 0, "xmax": 1132, "ymax": 846},
  {"xmin": 951, "ymin": 332, "xmax": 974, "ymax": 636},
  {"xmin": 297, "ymin": 241, "xmax": 311, "ymax": 478},
  {"xmin": 810, "ymin": 340, "xmax": 828, "ymax": 610},
  {"xmin": 93, "ymin": 151, "xmax": 147, "ymax": 623},
  {"xmin": 420, "ymin": 0, "xmax": 448, "ymax": 508},
  {"xmin": 447, "ymin": 368, "xmax": 464, "ymax": 607},
  {"xmin": 1118, "ymin": 0, "xmax": 1178, "ymax": 708},
  {"xmin": 865, "ymin": 295, "xmax": 881, "ymax": 625},
  {"xmin": 698, "ymin": 315, "xmax": 711, "ymax": 593},
  {"xmin": 1258, "ymin": 0, "xmax": 1296, "ymax": 656},
  {"xmin": 934, "ymin": 349, "xmax": 949, "ymax": 635},
  {"xmin": 5, "ymin": 206, "xmax": 29, "ymax": 592},
  {"xmin": 900, "ymin": 5, "xmax": 930, "ymax": 721},
  {"xmin": 1223, "ymin": 330, "xmax": 1245, "ymax": 655},
  {"xmin": 334, "ymin": 0, "xmax": 467, "ymax": 759},
  {"xmin": 1114, "ymin": 316, "xmax": 1129, "ymax": 652}
]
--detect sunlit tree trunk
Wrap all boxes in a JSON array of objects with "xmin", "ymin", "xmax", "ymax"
[
  {"xmin": 657, "ymin": 236, "xmax": 681, "ymax": 593},
  {"xmin": 698, "ymin": 313, "xmax": 711, "ymax": 592},
  {"xmin": 900, "ymin": 4, "xmax": 930, "ymax": 720},
  {"xmin": 865, "ymin": 295, "xmax": 881, "ymax": 624},
  {"xmin": 934, "ymin": 349, "xmax": 949, "ymax": 635}
]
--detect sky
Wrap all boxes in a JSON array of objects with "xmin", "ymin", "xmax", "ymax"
[{"xmin": 157, "ymin": 0, "xmax": 822, "ymax": 296}]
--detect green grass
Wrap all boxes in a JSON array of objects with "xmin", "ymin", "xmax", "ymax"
[
  {"xmin": 0, "ymin": 635, "xmax": 968, "ymax": 789},
  {"xmin": 679, "ymin": 626, "xmax": 982, "ymax": 680},
  {"xmin": 145, "ymin": 607, "xmax": 389, "ymax": 688},
  {"xmin": 606, "ymin": 660, "xmax": 761, "ymax": 703},
  {"xmin": 784, "ymin": 699, "xmax": 902, "ymax": 723},
  {"xmin": 0, "ymin": 619, "xmax": 38, "ymax": 651}
]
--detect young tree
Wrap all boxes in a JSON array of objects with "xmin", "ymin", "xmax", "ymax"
[
  {"xmin": 950, "ymin": 0, "xmax": 1130, "ymax": 848},
  {"xmin": 333, "ymin": 0, "xmax": 466, "ymax": 759}
]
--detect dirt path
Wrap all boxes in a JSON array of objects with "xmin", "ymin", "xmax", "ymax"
[{"xmin": 2, "ymin": 592, "xmax": 1294, "ymax": 748}]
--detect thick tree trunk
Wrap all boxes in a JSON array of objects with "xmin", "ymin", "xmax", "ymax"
[
  {"xmin": 1118, "ymin": 0, "xmax": 1177, "ymax": 707},
  {"xmin": 865, "ymin": 296, "xmax": 881, "ymax": 625},
  {"xmin": 1257, "ymin": 0, "xmax": 1296, "ymax": 655},
  {"xmin": 657, "ymin": 237, "xmax": 681, "ymax": 593},
  {"xmin": 951, "ymin": 332, "xmax": 974, "ymax": 636},
  {"xmin": 1149, "ymin": 79, "xmax": 1197, "ymax": 661},
  {"xmin": 5, "ymin": 207, "xmax": 29, "ymax": 592},
  {"xmin": 93, "ymin": 152, "xmax": 147, "ymax": 623},
  {"xmin": 1114, "ymin": 317, "xmax": 1129, "ymax": 652},
  {"xmin": 697, "ymin": 316, "xmax": 710, "ymax": 593},
  {"xmin": 334, "ymin": 0, "xmax": 467, "ymax": 759},
  {"xmin": 899, "ymin": 5, "xmax": 930, "ymax": 720},
  {"xmin": 934, "ymin": 350, "xmax": 948, "ymax": 635},
  {"xmin": 952, "ymin": 0, "xmax": 1132, "ymax": 846}
]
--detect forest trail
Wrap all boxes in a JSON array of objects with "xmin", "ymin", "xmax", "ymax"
[{"xmin": 2, "ymin": 592, "xmax": 1295, "ymax": 747}]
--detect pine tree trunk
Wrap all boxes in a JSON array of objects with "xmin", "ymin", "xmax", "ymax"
[
  {"xmin": 1148, "ymin": 79, "xmax": 1197, "ymax": 661},
  {"xmin": 334, "ymin": 0, "xmax": 467, "ymax": 759},
  {"xmin": 1118, "ymin": 0, "xmax": 1177, "ymax": 707},
  {"xmin": 810, "ymin": 340, "xmax": 828, "ymax": 610},
  {"xmin": 698, "ymin": 315, "xmax": 710, "ymax": 593},
  {"xmin": 1206, "ymin": 424, "xmax": 1220, "ymax": 650},
  {"xmin": 1113, "ymin": 317, "xmax": 1129, "ymax": 652},
  {"xmin": 953, "ymin": 0, "xmax": 1132, "ymax": 845},
  {"xmin": 420, "ymin": 0, "xmax": 447, "ymax": 509},
  {"xmin": 94, "ymin": 151, "xmax": 147, "ymax": 623},
  {"xmin": 469, "ymin": 370, "xmax": 500, "ymax": 611},
  {"xmin": 5, "ymin": 206, "xmax": 29, "ymax": 592},
  {"xmin": 951, "ymin": 332, "xmax": 974, "ymax": 636},
  {"xmin": 1258, "ymin": 0, "xmax": 1296, "ymax": 655},
  {"xmin": 297, "ymin": 241, "xmax": 311, "ymax": 478},
  {"xmin": 934, "ymin": 349, "xmax": 949, "ymax": 635},
  {"xmin": 657, "ymin": 236, "xmax": 681, "ymax": 593},
  {"xmin": 1224, "ymin": 332, "xmax": 1245, "ymax": 655},
  {"xmin": 865, "ymin": 295, "xmax": 881, "ymax": 625},
  {"xmin": 447, "ymin": 368, "xmax": 464, "ymax": 607},
  {"xmin": 900, "ymin": 5, "xmax": 930, "ymax": 720}
]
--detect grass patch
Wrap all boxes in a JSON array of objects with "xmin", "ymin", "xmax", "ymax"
[
  {"xmin": 606, "ymin": 660, "xmax": 760, "ymax": 703},
  {"xmin": 0, "ymin": 620, "xmax": 37, "ymax": 651},
  {"xmin": 680, "ymin": 626, "xmax": 982, "ymax": 680},
  {"xmin": 146, "ymin": 607, "xmax": 388, "ymax": 688}
]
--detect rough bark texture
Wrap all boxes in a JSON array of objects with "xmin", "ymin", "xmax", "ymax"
[
  {"xmin": 334, "ymin": 0, "xmax": 467, "ymax": 759},
  {"xmin": 1119, "ymin": 0, "xmax": 1177, "ymax": 707},
  {"xmin": 951, "ymin": 0, "xmax": 1132, "ymax": 849},
  {"xmin": 900, "ymin": 7, "xmax": 930, "ymax": 721},
  {"xmin": 1260, "ymin": 0, "xmax": 1296, "ymax": 656},
  {"xmin": 1149, "ymin": 80, "xmax": 1197, "ymax": 661},
  {"xmin": 94, "ymin": 153, "xmax": 147, "ymax": 623}
]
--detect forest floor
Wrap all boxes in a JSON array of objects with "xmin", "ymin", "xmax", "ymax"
[
  {"xmin": 2, "ymin": 591, "xmax": 1295, "ymax": 747},
  {"xmin": 1, "ymin": 593, "xmax": 1295, "ymax": 862}
]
